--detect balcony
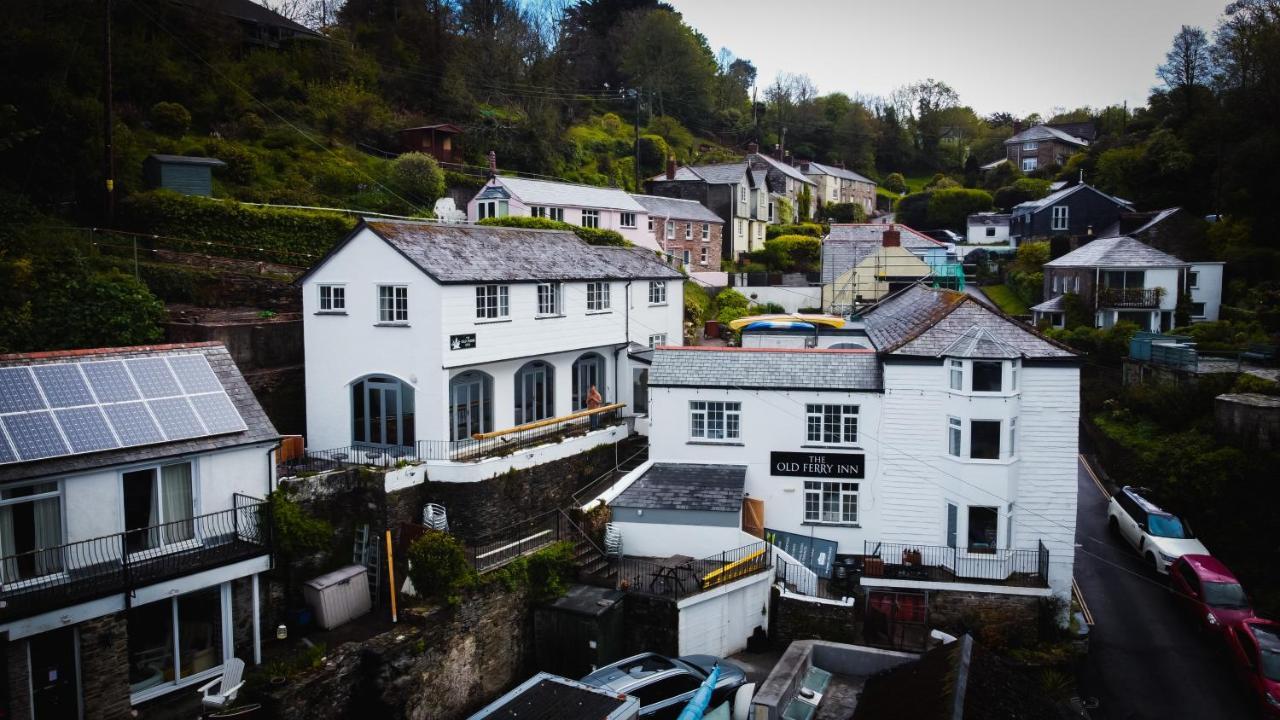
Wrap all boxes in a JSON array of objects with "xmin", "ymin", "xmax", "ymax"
[
  {"xmin": 1099, "ymin": 287, "xmax": 1162, "ymax": 308},
  {"xmin": 856, "ymin": 540, "xmax": 1049, "ymax": 589},
  {"xmin": 0, "ymin": 495, "xmax": 269, "ymax": 623}
]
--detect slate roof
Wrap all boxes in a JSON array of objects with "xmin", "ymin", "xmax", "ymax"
[
  {"xmin": 1004, "ymin": 124, "xmax": 1090, "ymax": 147},
  {"xmin": 630, "ymin": 194, "xmax": 722, "ymax": 222},
  {"xmin": 801, "ymin": 161, "xmax": 876, "ymax": 185},
  {"xmin": 172, "ymin": 0, "xmax": 321, "ymax": 37},
  {"xmin": 147, "ymin": 154, "xmax": 226, "ymax": 167},
  {"xmin": 348, "ymin": 221, "xmax": 682, "ymax": 284},
  {"xmin": 495, "ymin": 176, "xmax": 646, "ymax": 212},
  {"xmin": 749, "ymin": 153, "xmax": 814, "ymax": 185},
  {"xmin": 612, "ymin": 463, "xmax": 747, "ymax": 513},
  {"xmin": 648, "ymin": 347, "xmax": 883, "ymax": 391},
  {"xmin": 651, "ymin": 163, "xmax": 749, "ymax": 185},
  {"xmin": 1030, "ymin": 295, "xmax": 1066, "ymax": 313},
  {"xmin": 860, "ymin": 284, "xmax": 1076, "ymax": 359},
  {"xmin": 1012, "ymin": 183, "xmax": 1132, "ymax": 214},
  {"xmin": 1044, "ymin": 236, "xmax": 1187, "ymax": 268},
  {"xmin": 0, "ymin": 343, "xmax": 278, "ymax": 484},
  {"xmin": 967, "ymin": 213, "xmax": 1010, "ymax": 227},
  {"xmin": 821, "ymin": 224, "xmax": 946, "ymax": 284}
]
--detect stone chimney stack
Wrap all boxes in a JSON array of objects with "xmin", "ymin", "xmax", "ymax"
[
  {"xmin": 882, "ymin": 224, "xmax": 901, "ymax": 248},
  {"xmin": 784, "ymin": 151, "xmax": 793, "ymax": 166},
  {"xmin": 666, "ymin": 156, "xmax": 677, "ymax": 180},
  {"xmin": 773, "ymin": 144, "xmax": 783, "ymax": 160},
  {"xmin": 836, "ymin": 160, "xmax": 846, "ymax": 170},
  {"xmin": 487, "ymin": 150, "xmax": 497, "ymax": 177}
]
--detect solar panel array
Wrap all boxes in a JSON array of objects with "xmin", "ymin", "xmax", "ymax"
[{"xmin": 0, "ymin": 354, "xmax": 247, "ymax": 466}]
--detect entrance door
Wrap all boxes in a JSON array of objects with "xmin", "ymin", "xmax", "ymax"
[
  {"xmin": 364, "ymin": 379, "xmax": 401, "ymax": 446},
  {"xmin": 450, "ymin": 375, "xmax": 486, "ymax": 440},
  {"xmin": 742, "ymin": 498, "xmax": 765, "ymax": 539},
  {"xmin": 30, "ymin": 627, "xmax": 80, "ymax": 719}
]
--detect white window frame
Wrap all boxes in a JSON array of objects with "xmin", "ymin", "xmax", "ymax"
[
  {"xmin": 666, "ymin": 220, "xmax": 676, "ymax": 240},
  {"xmin": 948, "ymin": 416, "xmax": 962, "ymax": 457},
  {"xmin": 740, "ymin": 185, "xmax": 747, "ymax": 203},
  {"xmin": 684, "ymin": 223, "xmax": 692, "ymax": 240},
  {"xmin": 803, "ymin": 481, "xmax": 859, "ymax": 525},
  {"xmin": 580, "ymin": 209, "xmax": 600, "ymax": 229},
  {"xmin": 1022, "ymin": 141, "xmax": 1037, "ymax": 151},
  {"xmin": 536, "ymin": 282, "xmax": 562, "ymax": 317},
  {"xmin": 701, "ymin": 223, "xmax": 710, "ymax": 241},
  {"xmin": 120, "ymin": 460, "xmax": 199, "ymax": 561},
  {"xmin": 1073, "ymin": 276, "xmax": 1080, "ymax": 293},
  {"xmin": 586, "ymin": 281, "xmax": 611, "ymax": 312},
  {"xmin": 477, "ymin": 199, "xmax": 506, "ymax": 220},
  {"xmin": 805, "ymin": 404, "xmax": 859, "ymax": 445},
  {"xmin": 949, "ymin": 359, "xmax": 964, "ymax": 391},
  {"xmin": 1052, "ymin": 275, "xmax": 1061, "ymax": 293},
  {"xmin": 475, "ymin": 284, "xmax": 509, "ymax": 320},
  {"xmin": 530, "ymin": 205, "xmax": 547, "ymax": 218},
  {"xmin": 648, "ymin": 216, "xmax": 655, "ymax": 232},
  {"xmin": 548, "ymin": 207, "xmax": 565, "ymax": 222},
  {"xmin": 1021, "ymin": 157, "xmax": 1038, "ymax": 172},
  {"xmin": 648, "ymin": 281, "xmax": 667, "ymax": 305},
  {"xmin": 1009, "ymin": 417, "xmax": 1018, "ymax": 457},
  {"xmin": 0, "ymin": 481, "xmax": 65, "ymax": 587},
  {"xmin": 699, "ymin": 247, "xmax": 708, "ymax": 265},
  {"xmin": 317, "ymin": 284, "xmax": 345, "ymax": 312},
  {"xmin": 1188, "ymin": 271, "xmax": 1199, "ymax": 289},
  {"xmin": 648, "ymin": 333, "xmax": 667, "ymax": 348},
  {"xmin": 768, "ymin": 202, "xmax": 775, "ymax": 222},
  {"xmin": 620, "ymin": 212, "xmax": 636, "ymax": 229},
  {"xmin": 689, "ymin": 400, "xmax": 741, "ymax": 441},
  {"xmin": 1011, "ymin": 360, "xmax": 1019, "ymax": 391},
  {"xmin": 377, "ymin": 285, "xmax": 408, "ymax": 323},
  {"xmin": 1051, "ymin": 205, "xmax": 1069, "ymax": 231},
  {"xmin": 969, "ymin": 419, "xmax": 1003, "ymax": 460}
]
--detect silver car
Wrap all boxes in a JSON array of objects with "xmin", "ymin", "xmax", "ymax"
[{"xmin": 580, "ymin": 652, "xmax": 747, "ymax": 719}]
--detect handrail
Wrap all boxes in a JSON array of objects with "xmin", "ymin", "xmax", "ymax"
[
  {"xmin": 470, "ymin": 403, "xmax": 626, "ymax": 440},
  {"xmin": 701, "ymin": 547, "xmax": 767, "ymax": 588}
]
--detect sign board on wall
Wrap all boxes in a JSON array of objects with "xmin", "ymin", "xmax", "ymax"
[
  {"xmin": 769, "ymin": 451, "xmax": 864, "ymax": 479},
  {"xmin": 449, "ymin": 333, "xmax": 476, "ymax": 351},
  {"xmin": 766, "ymin": 527, "xmax": 838, "ymax": 579}
]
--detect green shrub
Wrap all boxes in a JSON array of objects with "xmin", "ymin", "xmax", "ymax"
[
  {"xmin": 894, "ymin": 191, "xmax": 932, "ymax": 228},
  {"xmin": 749, "ymin": 301, "xmax": 786, "ymax": 314},
  {"xmin": 477, "ymin": 216, "xmax": 630, "ymax": 247},
  {"xmin": 238, "ymin": 112, "xmax": 266, "ymax": 140},
  {"xmin": 1232, "ymin": 374, "xmax": 1280, "ymax": 396},
  {"xmin": 715, "ymin": 287, "xmax": 749, "ymax": 311},
  {"xmin": 766, "ymin": 222, "xmax": 824, "ymax": 240},
  {"xmin": 684, "ymin": 280, "xmax": 711, "ymax": 326},
  {"xmin": 926, "ymin": 187, "xmax": 994, "ymax": 230},
  {"xmin": 406, "ymin": 530, "xmax": 475, "ymax": 606},
  {"xmin": 822, "ymin": 202, "xmax": 866, "ymax": 224},
  {"xmin": 267, "ymin": 490, "xmax": 332, "ymax": 561},
  {"xmin": 751, "ymin": 235, "xmax": 821, "ymax": 272},
  {"xmin": 524, "ymin": 542, "xmax": 576, "ymax": 602},
  {"xmin": 883, "ymin": 172, "xmax": 907, "ymax": 194},
  {"xmin": 150, "ymin": 101, "xmax": 191, "ymax": 137},
  {"xmin": 391, "ymin": 152, "xmax": 446, "ymax": 205}
]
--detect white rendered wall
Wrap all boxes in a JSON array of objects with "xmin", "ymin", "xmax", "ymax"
[
  {"xmin": 677, "ymin": 572, "xmax": 772, "ymax": 657},
  {"xmin": 966, "ymin": 224, "xmax": 1010, "ymax": 244},
  {"xmin": 1190, "ymin": 263, "xmax": 1223, "ymax": 322},
  {"xmin": 737, "ymin": 286, "xmax": 823, "ymax": 313},
  {"xmin": 612, "ymin": 520, "xmax": 743, "ymax": 558}
]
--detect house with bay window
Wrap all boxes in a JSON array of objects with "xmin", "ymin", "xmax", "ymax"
[
  {"xmin": 0, "ymin": 342, "xmax": 276, "ymax": 719},
  {"xmin": 629, "ymin": 283, "xmax": 1080, "ymax": 607},
  {"xmin": 299, "ymin": 221, "xmax": 683, "ymax": 482},
  {"xmin": 465, "ymin": 175, "xmax": 657, "ymax": 250}
]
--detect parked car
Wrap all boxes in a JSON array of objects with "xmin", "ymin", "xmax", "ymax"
[
  {"xmin": 1224, "ymin": 618, "xmax": 1280, "ymax": 716},
  {"xmin": 922, "ymin": 229, "xmax": 963, "ymax": 244},
  {"xmin": 1107, "ymin": 486, "xmax": 1209, "ymax": 574},
  {"xmin": 1169, "ymin": 554, "xmax": 1253, "ymax": 637},
  {"xmin": 580, "ymin": 653, "xmax": 747, "ymax": 719}
]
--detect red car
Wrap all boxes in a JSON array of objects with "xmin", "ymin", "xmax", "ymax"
[
  {"xmin": 1225, "ymin": 618, "xmax": 1280, "ymax": 716},
  {"xmin": 1169, "ymin": 555, "xmax": 1254, "ymax": 638}
]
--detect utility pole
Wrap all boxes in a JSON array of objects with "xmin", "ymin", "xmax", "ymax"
[
  {"xmin": 102, "ymin": 0, "xmax": 115, "ymax": 227},
  {"xmin": 630, "ymin": 88, "xmax": 640, "ymax": 191}
]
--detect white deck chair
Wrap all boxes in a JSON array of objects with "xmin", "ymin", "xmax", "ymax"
[{"xmin": 198, "ymin": 658, "xmax": 245, "ymax": 711}]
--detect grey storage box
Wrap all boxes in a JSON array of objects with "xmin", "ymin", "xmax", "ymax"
[{"xmin": 303, "ymin": 565, "xmax": 372, "ymax": 629}]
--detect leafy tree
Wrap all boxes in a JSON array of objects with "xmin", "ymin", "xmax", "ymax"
[
  {"xmin": 925, "ymin": 187, "xmax": 993, "ymax": 230},
  {"xmin": 390, "ymin": 152, "xmax": 446, "ymax": 205},
  {"xmin": 993, "ymin": 178, "xmax": 1051, "ymax": 212},
  {"xmin": 882, "ymin": 172, "xmax": 908, "ymax": 194},
  {"xmin": 751, "ymin": 235, "xmax": 821, "ymax": 272},
  {"xmin": 406, "ymin": 530, "xmax": 475, "ymax": 606},
  {"xmin": 1158, "ymin": 25, "xmax": 1215, "ymax": 93},
  {"xmin": 894, "ymin": 191, "xmax": 932, "ymax": 228},
  {"xmin": 150, "ymin": 102, "xmax": 191, "ymax": 137},
  {"xmin": 616, "ymin": 9, "xmax": 718, "ymax": 126},
  {"xmin": 823, "ymin": 202, "xmax": 866, "ymax": 223}
]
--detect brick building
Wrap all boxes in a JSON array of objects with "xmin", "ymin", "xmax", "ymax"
[
  {"xmin": 1003, "ymin": 124, "xmax": 1089, "ymax": 173},
  {"xmin": 630, "ymin": 194, "xmax": 725, "ymax": 270}
]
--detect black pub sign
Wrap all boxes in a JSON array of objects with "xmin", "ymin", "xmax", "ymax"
[
  {"xmin": 770, "ymin": 451, "xmax": 864, "ymax": 479},
  {"xmin": 449, "ymin": 333, "xmax": 477, "ymax": 351}
]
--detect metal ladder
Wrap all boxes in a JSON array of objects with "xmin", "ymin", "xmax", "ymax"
[{"xmin": 353, "ymin": 523, "xmax": 381, "ymax": 602}]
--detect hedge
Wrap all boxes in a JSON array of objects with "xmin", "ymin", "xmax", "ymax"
[
  {"xmin": 477, "ymin": 215, "xmax": 629, "ymax": 247},
  {"xmin": 118, "ymin": 190, "xmax": 357, "ymax": 265},
  {"xmin": 766, "ymin": 222, "xmax": 824, "ymax": 240}
]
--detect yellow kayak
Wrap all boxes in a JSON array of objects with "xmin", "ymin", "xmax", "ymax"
[{"xmin": 727, "ymin": 313, "xmax": 847, "ymax": 331}]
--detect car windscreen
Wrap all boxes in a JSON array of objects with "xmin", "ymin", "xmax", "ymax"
[
  {"xmin": 1203, "ymin": 581, "xmax": 1249, "ymax": 608},
  {"xmin": 1254, "ymin": 629, "xmax": 1280, "ymax": 682},
  {"xmin": 1261, "ymin": 649, "xmax": 1280, "ymax": 682},
  {"xmin": 1146, "ymin": 513, "xmax": 1190, "ymax": 538}
]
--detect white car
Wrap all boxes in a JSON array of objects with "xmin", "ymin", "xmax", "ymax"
[{"xmin": 1108, "ymin": 485, "xmax": 1209, "ymax": 574}]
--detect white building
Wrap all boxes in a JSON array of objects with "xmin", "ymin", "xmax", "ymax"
[
  {"xmin": 965, "ymin": 213, "xmax": 1011, "ymax": 245},
  {"xmin": 0, "ymin": 342, "xmax": 276, "ymax": 715},
  {"xmin": 299, "ymin": 220, "xmax": 684, "ymax": 479},
  {"xmin": 466, "ymin": 175, "xmax": 658, "ymax": 250},
  {"xmin": 1031, "ymin": 235, "xmax": 1222, "ymax": 330},
  {"xmin": 798, "ymin": 161, "xmax": 878, "ymax": 217},
  {"xmin": 631, "ymin": 284, "xmax": 1080, "ymax": 605}
]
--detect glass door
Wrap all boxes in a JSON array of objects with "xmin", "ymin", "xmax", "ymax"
[
  {"xmin": 450, "ymin": 376, "xmax": 487, "ymax": 440},
  {"xmin": 364, "ymin": 379, "xmax": 401, "ymax": 447}
]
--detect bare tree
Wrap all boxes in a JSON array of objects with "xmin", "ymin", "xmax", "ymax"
[{"xmin": 1158, "ymin": 25, "xmax": 1214, "ymax": 90}]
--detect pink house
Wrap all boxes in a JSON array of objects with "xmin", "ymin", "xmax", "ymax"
[{"xmin": 466, "ymin": 176, "xmax": 658, "ymax": 251}]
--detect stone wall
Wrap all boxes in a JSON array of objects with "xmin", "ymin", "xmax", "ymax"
[
  {"xmin": 79, "ymin": 614, "xmax": 132, "ymax": 720},
  {"xmin": 926, "ymin": 589, "xmax": 1045, "ymax": 649},
  {"xmin": 1215, "ymin": 392, "xmax": 1280, "ymax": 450},
  {"xmin": 770, "ymin": 589, "xmax": 861, "ymax": 648},
  {"xmin": 621, "ymin": 593, "xmax": 679, "ymax": 657},
  {"xmin": 262, "ymin": 585, "xmax": 532, "ymax": 720},
  {"xmin": 4, "ymin": 637, "xmax": 30, "ymax": 720}
]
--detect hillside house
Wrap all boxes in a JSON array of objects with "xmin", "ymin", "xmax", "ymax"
[
  {"xmin": 171, "ymin": 0, "xmax": 323, "ymax": 46},
  {"xmin": 799, "ymin": 161, "xmax": 878, "ymax": 217},
  {"xmin": 1004, "ymin": 125, "xmax": 1089, "ymax": 173},
  {"xmin": 1031, "ymin": 235, "xmax": 1222, "ymax": 330},
  {"xmin": 821, "ymin": 225, "xmax": 959, "ymax": 312},
  {"xmin": 646, "ymin": 161, "xmax": 769, "ymax": 262},
  {"xmin": 0, "ymin": 343, "xmax": 276, "ymax": 717},
  {"xmin": 466, "ymin": 176, "xmax": 656, "ymax": 250},
  {"xmin": 966, "ymin": 213, "xmax": 1011, "ymax": 245},
  {"xmin": 629, "ymin": 283, "xmax": 1081, "ymax": 607},
  {"xmin": 630, "ymin": 194, "xmax": 723, "ymax": 270},
  {"xmin": 1009, "ymin": 183, "xmax": 1133, "ymax": 242},
  {"xmin": 747, "ymin": 147, "xmax": 818, "ymax": 221},
  {"xmin": 396, "ymin": 124, "xmax": 462, "ymax": 164},
  {"xmin": 299, "ymin": 221, "xmax": 683, "ymax": 481}
]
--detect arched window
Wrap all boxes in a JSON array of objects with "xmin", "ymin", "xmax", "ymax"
[
  {"xmin": 514, "ymin": 361, "xmax": 554, "ymax": 425},
  {"xmin": 351, "ymin": 375, "xmax": 415, "ymax": 448},
  {"xmin": 449, "ymin": 371, "xmax": 493, "ymax": 441},
  {"xmin": 571, "ymin": 353, "xmax": 607, "ymax": 410}
]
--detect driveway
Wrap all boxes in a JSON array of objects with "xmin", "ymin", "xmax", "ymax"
[{"xmin": 1073, "ymin": 455, "xmax": 1259, "ymax": 719}]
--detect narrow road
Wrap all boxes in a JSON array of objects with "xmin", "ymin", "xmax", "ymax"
[{"xmin": 1073, "ymin": 455, "xmax": 1258, "ymax": 719}]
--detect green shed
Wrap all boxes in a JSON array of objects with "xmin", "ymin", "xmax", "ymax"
[{"xmin": 143, "ymin": 154, "xmax": 225, "ymax": 197}]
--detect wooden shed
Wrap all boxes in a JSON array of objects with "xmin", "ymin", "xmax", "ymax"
[
  {"xmin": 396, "ymin": 123, "xmax": 462, "ymax": 164},
  {"xmin": 143, "ymin": 154, "xmax": 226, "ymax": 197}
]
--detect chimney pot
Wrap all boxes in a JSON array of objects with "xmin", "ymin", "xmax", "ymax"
[
  {"xmin": 882, "ymin": 225, "xmax": 901, "ymax": 248},
  {"xmin": 487, "ymin": 150, "xmax": 497, "ymax": 177},
  {"xmin": 666, "ymin": 156, "xmax": 677, "ymax": 180}
]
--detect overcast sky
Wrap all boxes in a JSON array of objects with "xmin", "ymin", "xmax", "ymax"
[{"xmin": 666, "ymin": 0, "xmax": 1226, "ymax": 117}]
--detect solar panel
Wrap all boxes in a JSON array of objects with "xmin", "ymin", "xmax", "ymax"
[
  {"xmin": 190, "ymin": 392, "xmax": 247, "ymax": 434},
  {"xmin": 55, "ymin": 406, "xmax": 120, "ymax": 454},
  {"xmin": 3, "ymin": 412, "xmax": 69, "ymax": 460},
  {"xmin": 82, "ymin": 361, "xmax": 140, "ymax": 403},
  {"xmin": 0, "ymin": 367, "xmax": 46, "ymax": 414},
  {"xmin": 126, "ymin": 358, "xmax": 182, "ymax": 399},
  {"xmin": 147, "ymin": 397, "xmax": 205, "ymax": 440},
  {"xmin": 0, "ymin": 353, "xmax": 248, "ymax": 466},
  {"xmin": 33, "ymin": 364, "xmax": 95, "ymax": 408},
  {"xmin": 168, "ymin": 354, "xmax": 223, "ymax": 394},
  {"xmin": 102, "ymin": 402, "xmax": 164, "ymax": 446}
]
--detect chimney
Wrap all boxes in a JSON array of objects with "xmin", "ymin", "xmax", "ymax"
[
  {"xmin": 882, "ymin": 224, "xmax": 901, "ymax": 248},
  {"xmin": 666, "ymin": 156, "xmax": 677, "ymax": 180},
  {"xmin": 1013, "ymin": 120, "xmax": 1023, "ymax": 133},
  {"xmin": 773, "ymin": 144, "xmax": 782, "ymax": 160},
  {"xmin": 487, "ymin": 150, "xmax": 497, "ymax": 177},
  {"xmin": 747, "ymin": 141, "xmax": 759, "ymax": 154},
  {"xmin": 784, "ymin": 151, "xmax": 793, "ymax": 166},
  {"xmin": 836, "ymin": 160, "xmax": 845, "ymax": 170}
]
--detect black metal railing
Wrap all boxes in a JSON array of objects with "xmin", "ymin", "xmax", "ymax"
[
  {"xmin": 860, "ymin": 540, "xmax": 1048, "ymax": 588},
  {"xmin": 0, "ymin": 495, "xmax": 270, "ymax": 623},
  {"xmin": 279, "ymin": 407, "xmax": 623, "ymax": 476},
  {"xmin": 1099, "ymin": 287, "xmax": 1162, "ymax": 308},
  {"xmin": 569, "ymin": 444, "xmax": 649, "ymax": 509},
  {"xmin": 467, "ymin": 510, "xmax": 564, "ymax": 574},
  {"xmin": 615, "ymin": 541, "xmax": 772, "ymax": 601}
]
